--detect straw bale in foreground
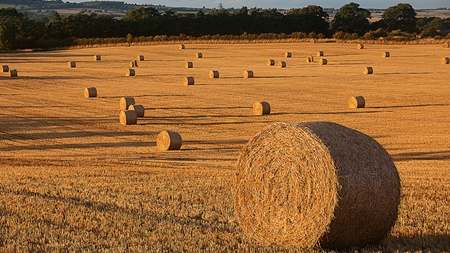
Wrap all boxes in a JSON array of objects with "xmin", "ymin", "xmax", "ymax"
[
  {"xmin": 253, "ymin": 101, "xmax": 270, "ymax": 115},
  {"xmin": 120, "ymin": 97, "xmax": 135, "ymax": 110},
  {"xmin": 348, "ymin": 96, "xmax": 365, "ymax": 108},
  {"xmin": 128, "ymin": 104, "xmax": 145, "ymax": 117},
  {"xmin": 84, "ymin": 87, "xmax": 97, "ymax": 98},
  {"xmin": 157, "ymin": 130, "xmax": 182, "ymax": 151},
  {"xmin": 234, "ymin": 121, "xmax": 400, "ymax": 249},
  {"xmin": 119, "ymin": 110, "xmax": 137, "ymax": 125}
]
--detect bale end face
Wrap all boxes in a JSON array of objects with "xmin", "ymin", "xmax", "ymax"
[
  {"xmin": 126, "ymin": 69, "xmax": 136, "ymax": 76},
  {"xmin": 267, "ymin": 59, "xmax": 275, "ymax": 66},
  {"xmin": 183, "ymin": 76, "xmax": 195, "ymax": 85},
  {"xmin": 68, "ymin": 61, "xmax": 76, "ymax": 68},
  {"xmin": 364, "ymin": 67, "xmax": 373, "ymax": 74},
  {"xmin": 120, "ymin": 97, "xmax": 135, "ymax": 110},
  {"xmin": 157, "ymin": 130, "xmax": 182, "ymax": 151},
  {"xmin": 209, "ymin": 70, "xmax": 219, "ymax": 78},
  {"xmin": 9, "ymin": 69, "xmax": 17, "ymax": 77},
  {"xmin": 84, "ymin": 87, "xmax": 97, "ymax": 98},
  {"xmin": 2, "ymin": 65, "xmax": 9, "ymax": 72},
  {"xmin": 128, "ymin": 104, "xmax": 145, "ymax": 117},
  {"xmin": 119, "ymin": 110, "xmax": 137, "ymax": 125},
  {"xmin": 244, "ymin": 70, "xmax": 254, "ymax": 78},
  {"xmin": 253, "ymin": 101, "xmax": 271, "ymax": 115},
  {"xmin": 348, "ymin": 96, "xmax": 365, "ymax": 108},
  {"xmin": 441, "ymin": 57, "xmax": 450, "ymax": 64}
]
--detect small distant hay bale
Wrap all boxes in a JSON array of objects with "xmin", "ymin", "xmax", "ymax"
[
  {"xmin": 319, "ymin": 59, "xmax": 327, "ymax": 65},
  {"xmin": 364, "ymin": 66, "xmax": 373, "ymax": 74},
  {"xmin": 128, "ymin": 104, "xmax": 145, "ymax": 117},
  {"xmin": 157, "ymin": 130, "xmax": 182, "ymax": 151},
  {"xmin": 285, "ymin": 52, "xmax": 292, "ymax": 58},
  {"xmin": 382, "ymin": 52, "xmax": 390, "ymax": 58},
  {"xmin": 119, "ymin": 110, "xmax": 137, "ymax": 125},
  {"xmin": 126, "ymin": 69, "xmax": 135, "ymax": 76},
  {"xmin": 317, "ymin": 51, "xmax": 324, "ymax": 56},
  {"xmin": 137, "ymin": 55, "xmax": 144, "ymax": 61},
  {"xmin": 185, "ymin": 61, "xmax": 193, "ymax": 68},
  {"xmin": 179, "ymin": 44, "xmax": 185, "ymax": 49},
  {"xmin": 9, "ymin": 69, "xmax": 17, "ymax": 77},
  {"xmin": 244, "ymin": 70, "xmax": 254, "ymax": 78},
  {"xmin": 310, "ymin": 38, "xmax": 317, "ymax": 43},
  {"xmin": 94, "ymin": 55, "xmax": 101, "ymax": 61},
  {"xmin": 196, "ymin": 52, "xmax": 203, "ymax": 58},
  {"xmin": 443, "ymin": 43, "xmax": 449, "ymax": 48},
  {"xmin": 68, "ymin": 61, "xmax": 76, "ymax": 68},
  {"xmin": 120, "ymin": 97, "xmax": 135, "ymax": 110},
  {"xmin": 441, "ymin": 57, "xmax": 450, "ymax": 64},
  {"xmin": 253, "ymin": 101, "xmax": 271, "ymax": 115},
  {"xmin": 277, "ymin": 61, "xmax": 286, "ymax": 68},
  {"xmin": 357, "ymin": 43, "xmax": 365, "ymax": 49},
  {"xmin": 306, "ymin": 56, "xmax": 314, "ymax": 62},
  {"xmin": 209, "ymin": 70, "xmax": 219, "ymax": 78},
  {"xmin": 267, "ymin": 59, "xmax": 275, "ymax": 66},
  {"xmin": 234, "ymin": 121, "xmax": 400, "ymax": 249},
  {"xmin": 183, "ymin": 76, "xmax": 195, "ymax": 85},
  {"xmin": 129, "ymin": 60, "xmax": 138, "ymax": 67},
  {"xmin": 2, "ymin": 65, "xmax": 9, "ymax": 72},
  {"xmin": 348, "ymin": 96, "xmax": 365, "ymax": 108},
  {"xmin": 84, "ymin": 87, "xmax": 97, "ymax": 98}
]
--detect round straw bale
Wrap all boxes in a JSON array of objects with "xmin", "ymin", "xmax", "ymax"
[
  {"xmin": 129, "ymin": 61, "xmax": 135, "ymax": 67},
  {"xmin": 441, "ymin": 57, "xmax": 450, "ymax": 64},
  {"xmin": 317, "ymin": 51, "xmax": 324, "ymax": 56},
  {"xmin": 157, "ymin": 130, "xmax": 182, "ymax": 151},
  {"xmin": 185, "ymin": 61, "xmax": 193, "ymax": 68},
  {"xmin": 94, "ymin": 55, "xmax": 101, "ymax": 61},
  {"xmin": 119, "ymin": 110, "xmax": 137, "ymax": 125},
  {"xmin": 277, "ymin": 61, "xmax": 286, "ymax": 68},
  {"xmin": 382, "ymin": 52, "xmax": 390, "ymax": 58},
  {"xmin": 2, "ymin": 65, "xmax": 9, "ymax": 72},
  {"xmin": 244, "ymin": 70, "xmax": 254, "ymax": 78},
  {"xmin": 285, "ymin": 52, "xmax": 292, "ymax": 58},
  {"xmin": 357, "ymin": 43, "xmax": 365, "ymax": 49},
  {"xmin": 310, "ymin": 38, "xmax": 317, "ymax": 43},
  {"xmin": 126, "ymin": 68, "xmax": 135, "ymax": 76},
  {"xmin": 348, "ymin": 96, "xmax": 365, "ymax": 108},
  {"xmin": 68, "ymin": 61, "xmax": 76, "ymax": 68},
  {"xmin": 179, "ymin": 44, "xmax": 185, "ymax": 49},
  {"xmin": 267, "ymin": 59, "xmax": 275, "ymax": 66},
  {"xmin": 84, "ymin": 87, "xmax": 97, "ymax": 98},
  {"xmin": 196, "ymin": 52, "xmax": 203, "ymax": 58},
  {"xmin": 183, "ymin": 76, "xmax": 195, "ymax": 85},
  {"xmin": 209, "ymin": 70, "xmax": 219, "ymax": 78},
  {"xmin": 253, "ymin": 101, "xmax": 270, "ymax": 115},
  {"xmin": 234, "ymin": 121, "xmax": 400, "ymax": 249},
  {"xmin": 128, "ymin": 104, "xmax": 145, "ymax": 117},
  {"xmin": 137, "ymin": 55, "xmax": 144, "ymax": 61},
  {"xmin": 9, "ymin": 69, "xmax": 17, "ymax": 77},
  {"xmin": 306, "ymin": 56, "xmax": 314, "ymax": 62},
  {"xmin": 364, "ymin": 66, "xmax": 373, "ymax": 74},
  {"xmin": 120, "ymin": 97, "xmax": 135, "ymax": 110},
  {"xmin": 319, "ymin": 58, "xmax": 327, "ymax": 65},
  {"xmin": 443, "ymin": 42, "xmax": 449, "ymax": 48}
]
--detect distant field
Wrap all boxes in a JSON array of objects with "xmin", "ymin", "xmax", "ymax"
[{"xmin": 0, "ymin": 42, "xmax": 449, "ymax": 251}]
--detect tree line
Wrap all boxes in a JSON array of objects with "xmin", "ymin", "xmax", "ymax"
[{"xmin": 1, "ymin": 2, "xmax": 449, "ymax": 50}]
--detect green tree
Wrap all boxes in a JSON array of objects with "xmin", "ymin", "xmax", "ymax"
[
  {"xmin": 333, "ymin": 2, "xmax": 371, "ymax": 36},
  {"xmin": 382, "ymin": 3, "xmax": 417, "ymax": 33},
  {"xmin": 123, "ymin": 7, "xmax": 160, "ymax": 36},
  {"xmin": 286, "ymin": 5, "xmax": 329, "ymax": 35}
]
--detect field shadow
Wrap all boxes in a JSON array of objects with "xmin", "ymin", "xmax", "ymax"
[
  {"xmin": 368, "ymin": 103, "xmax": 448, "ymax": 109},
  {"xmin": 274, "ymin": 110, "xmax": 386, "ymax": 116},
  {"xmin": 392, "ymin": 150, "xmax": 450, "ymax": 161},
  {"xmin": 380, "ymin": 72, "xmax": 433, "ymax": 75},
  {"xmin": 150, "ymin": 106, "xmax": 250, "ymax": 110}
]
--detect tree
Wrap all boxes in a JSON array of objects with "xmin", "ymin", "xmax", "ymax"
[
  {"xmin": 286, "ymin": 5, "xmax": 329, "ymax": 35},
  {"xmin": 333, "ymin": 2, "xmax": 371, "ymax": 35},
  {"xmin": 382, "ymin": 3, "xmax": 417, "ymax": 33},
  {"xmin": 123, "ymin": 7, "xmax": 160, "ymax": 36}
]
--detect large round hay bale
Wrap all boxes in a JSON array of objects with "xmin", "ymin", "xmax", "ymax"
[
  {"xmin": 126, "ymin": 69, "xmax": 135, "ymax": 76},
  {"xmin": 253, "ymin": 101, "xmax": 270, "ymax": 115},
  {"xmin": 209, "ymin": 70, "xmax": 219, "ymax": 78},
  {"xmin": 443, "ymin": 42, "xmax": 449, "ymax": 48},
  {"xmin": 137, "ymin": 55, "xmax": 144, "ymax": 61},
  {"xmin": 306, "ymin": 56, "xmax": 314, "ymax": 62},
  {"xmin": 120, "ymin": 97, "xmax": 135, "ymax": 110},
  {"xmin": 285, "ymin": 52, "xmax": 292, "ymax": 58},
  {"xmin": 183, "ymin": 76, "xmax": 194, "ymax": 85},
  {"xmin": 382, "ymin": 52, "xmax": 390, "ymax": 58},
  {"xmin": 319, "ymin": 58, "xmax": 327, "ymax": 65},
  {"xmin": 68, "ymin": 61, "xmax": 76, "ymax": 68},
  {"xmin": 277, "ymin": 61, "xmax": 286, "ymax": 68},
  {"xmin": 84, "ymin": 87, "xmax": 97, "ymax": 98},
  {"xmin": 244, "ymin": 70, "xmax": 254, "ymax": 78},
  {"xmin": 317, "ymin": 51, "xmax": 324, "ymax": 56},
  {"xmin": 267, "ymin": 59, "xmax": 275, "ymax": 66},
  {"xmin": 94, "ymin": 55, "xmax": 101, "ymax": 61},
  {"xmin": 157, "ymin": 130, "xmax": 182, "ymax": 151},
  {"xmin": 348, "ymin": 96, "xmax": 365, "ymax": 108},
  {"xmin": 196, "ymin": 52, "xmax": 203, "ymax": 58},
  {"xmin": 357, "ymin": 43, "xmax": 365, "ymax": 49},
  {"xmin": 234, "ymin": 121, "xmax": 400, "ymax": 249},
  {"xmin": 119, "ymin": 110, "xmax": 137, "ymax": 125},
  {"xmin": 2, "ymin": 65, "xmax": 9, "ymax": 72},
  {"xmin": 9, "ymin": 69, "xmax": 17, "ymax": 77},
  {"xmin": 185, "ymin": 62, "xmax": 193, "ymax": 68},
  {"xmin": 441, "ymin": 57, "xmax": 450, "ymax": 64},
  {"xmin": 179, "ymin": 44, "xmax": 185, "ymax": 49},
  {"xmin": 128, "ymin": 104, "xmax": 145, "ymax": 117},
  {"xmin": 364, "ymin": 66, "xmax": 373, "ymax": 74}
]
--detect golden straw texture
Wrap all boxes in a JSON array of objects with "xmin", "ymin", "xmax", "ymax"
[
  {"xmin": 120, "ymin": 97, "xmax": 135, "ymax": 110},
  {"xmin": 253, "ymin": 101, "xmax": 271, "ymax": 115},
  {"xmin": 441, "ymin": 57, "xmax": 450, "ymax": 64},
  {"xmin": 128, "ymin": 104, "xmax": 145, "ymax": 117},
  {"xmin": 443, "ymin": 43, "xmax": 449, "ymax": 48},
  {"xmin": 157, "ymin": 130, "xmax": 182, "ymax": 151},
  {"xmin": 119, "ymin": 110, "xmax": 137, "ymax": 125},
  {"xmin": 348, "ymin": 96, "xmax": 365, "ymax": 108}
]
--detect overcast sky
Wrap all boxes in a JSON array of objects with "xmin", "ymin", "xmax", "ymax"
[{"xmin": 85, "ymin": 0, "xmax": 450, "ymax": 9}]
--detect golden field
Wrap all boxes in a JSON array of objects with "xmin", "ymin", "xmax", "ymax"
[{"xmin": 0, "ymin": 41, "xmax": 449, "ymax": 252}]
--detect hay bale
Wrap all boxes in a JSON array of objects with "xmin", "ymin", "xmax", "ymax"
[
  {"xmin": 348, "ymin": 96, "xmax": 365, "ymax": 108},
  {"xmin": 157, "ymin": 130, "xmax": 182, "ymax": 151},
  {"xmin": 68, "ymin": 61, "xmax": 76, "ymax": 68},
  {"xmin": 285, "ymin": 52, "xmax": 292, "ymax": 58},
  {"xmin": 357, "ymin": 43, "xmax": 364, "ymax": 49},
  {"xmin": 267, "ymin": 59, "xmax": 275, "ymax": 66},
  {"xmin": 185, "ymin": 62, "xmax": 193, "ymax": 68},
  {"xmin": 94, "ymin": 55, "xmax": 101, "ymax": 61},
  {"xmin": 319, "ymin": 59, "xmax": 327, "ymax": 65},
  {"xmin": 441, "ymin": 57, "xmax": 450, "ymax": 64},
  {"xmin": 234, "ymin": 121, "xmax": 400, "ymax": 249},
  {"xmin": 128, "ymin": 104, "xmax": 145, "ymax": 117},
  {"xmin": 179, "ymin": 44, "xmax": 185, "ymax": 49},
  {"xmin": 120, "ymin": 97, "xmax": 135, "ymax": 110},
  {"xmin": 364, "ymin": 66, "xmax": 373, "ymax": 74},
  {"xmin": 310, "ymin": 38, "xmax": 317, "ymax": 43},
  {"xmin": 443, "ymin": 43, "xmax": 449, "ymax": 48},
  {"xmin": 244, "ymin": 70, "xmax": 254, "ymax": 78},
  {"xmin": 137, "ymin": 55, "xmax": 144, "ymax": 61},
  {"xmin": 196, "ymin": 52, "xmax": 203, "ymax": 58},
  {"xmin": 183, "ymin": 76, "xmax": 195, "ymax": 85},
  {"xmin": 253, "ymin": 101, "xmax": 270, "ymax": 115},
  {"xmin": 9, "ymin": 69, "xmax": 17, "ymax": 77},
  {"xmin": 209, "ymin": 70, "xmax": 219, "ymax": 78},
  {"xmin": 84, "ymin": 87, "xmax": 97, "ymax": 98},
  {"xmin": 306, "ymin": 56, "xmax": 314, "ymax": 62},
  {"xmin": 2, "ymin": 65, "xmax": 9, "ymax": 72},
  {"xmin": 119, "ymin": 110, "xmax": 137, "ymax": 125},
  {"xmin": 129, "ymin": 61, "xmax": 135, "ymax": 67},
  {"xmin": 277, "ymin": 61, "xmax": 286, "ymax": 68},
  {"xmin": 126, "ymin": 68, "xmax": 135, "ymax": 76},
  {"xmin": 382, "ymin": 52, "xmax": 390, "ymax": 58},
  {"xmin": 317, "ymin": 51, "xmax": 324, "ymax": 56}
]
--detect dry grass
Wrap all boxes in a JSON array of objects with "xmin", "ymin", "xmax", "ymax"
[{"xmin": 0, "ymin": 42, "xmax": 449, "ymax": 252}]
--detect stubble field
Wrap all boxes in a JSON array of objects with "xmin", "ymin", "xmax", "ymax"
[{"xmin": 0, "ymin": 41, "xmax": 449, "ymax": 252}]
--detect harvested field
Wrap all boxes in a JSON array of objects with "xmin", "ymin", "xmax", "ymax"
[{"xmin": 0, "ymin": 42, "xmax": 449, "ymax": 252}]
